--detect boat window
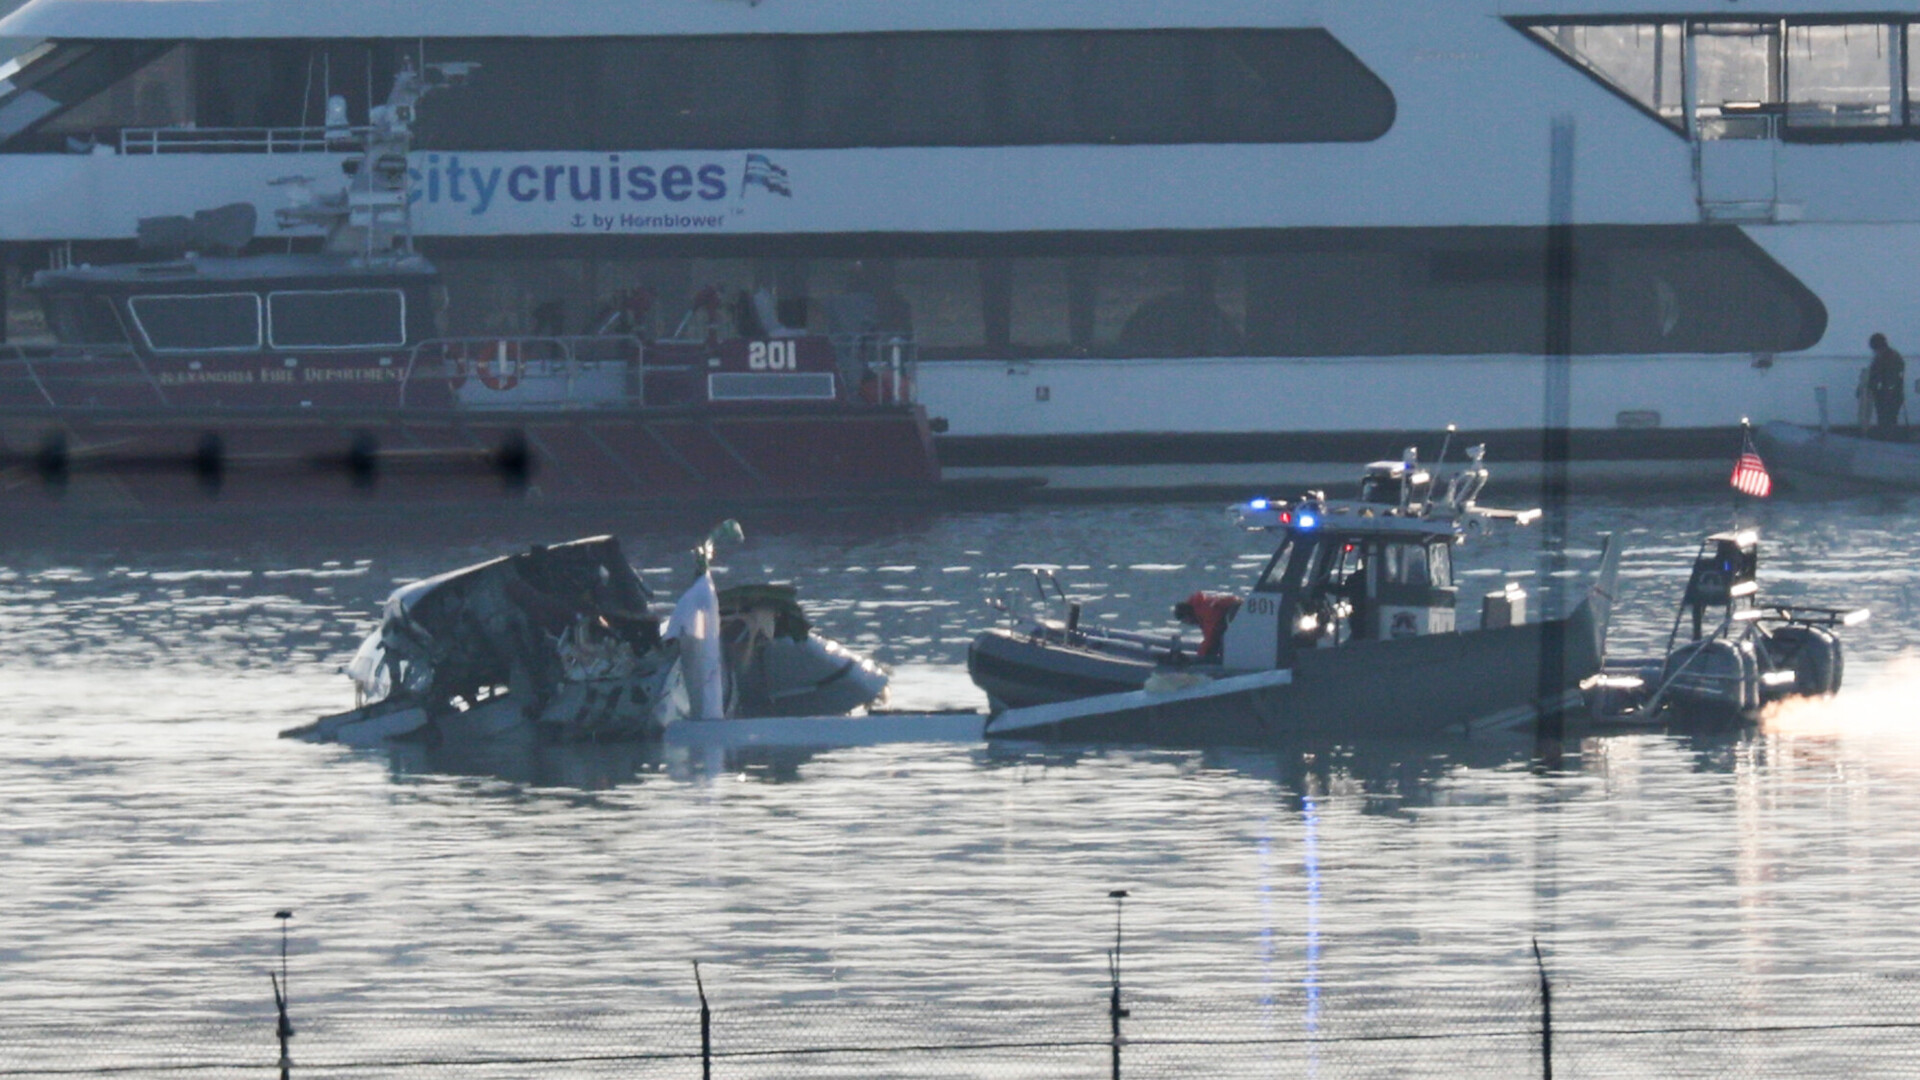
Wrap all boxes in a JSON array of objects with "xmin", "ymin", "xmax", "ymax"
[
  {"xmin": 1692, "ymin": 23, "xmax": 1782, "ymax": 140},
  {"xmin": 427, "ymin": 224, "xmax": 1826, "ymax": 360},
  {"xmin": 1785, "ymin": 25, "xmax": 1901, "ymax": 133},
  {"xmin": 44, "ymin": 295, "xmax": 128, "ymax": 346},
  {"xmin": 882, "ymin": 35, "xmax": 993, "ymax": 144},
  {"xmin": 797, "ymin": 38, "xmax": 888, "ymax": 147},
  {"xmin": 893, "ymin": 260, "xmax": 984, "ymax": 356},
  {"xmin": 1912, "ymin": 25, "xmax": 1920, "ymax": 125},
  {"xmin": 128, "ymin": 293, "xmax": 261, "ymax": 351},
  {"xmin": 1252, "ymin": 538, "xmax": 1297, "ymax": 593},
  {"xmin": 414, "ymin": 30, "xmax": 1391, "ymax": 151},
  {"xmin": 1006, "ymin": 258, "xmax": 1072, "ymax": 359},
  {"xmin": 268, "ymin": 289, "xmax": 406, "ymax": 349},
  {"xmin": 1429, "ymin": 542, "xmax": 1453, "ymax": 589},
  {"xmin": 1240, "ymin": 226, "xmax": 1824, "ymax": 357},
  {"xmin": 1519, "ymin": 17, "xmax": 1920, "ymax": 143},
  {"xmin": 1381, "ymin": 543, "xmax": 1431, "ymax": 586},
  {"xmin": 1522, "ymin": 23, "xmax": 1686, "ymax": 133},
  {"xmin": 38, "ymin": 45, "xmax": 193, "ymax": 138},
  {"xmin": 596, "ymin": 37, "xmax": 790, "ymax": 151},
  {"xmin": 0, "ymin": 41, "xmax": 170, "ymax": 147},
  {"xmin": 1329, "ymin": 542, "xmax": 1367, "ymax": 588},
  {"xmin": 1090, "ymin": 257, "xmax": 1245, "ymax": 358}
]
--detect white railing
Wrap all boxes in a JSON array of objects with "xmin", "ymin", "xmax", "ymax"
[
  {"xmin": 0, "ymin": 333, "xmax": 919, "ymax": 412},
  {"xmin": 402, "ymin": 335, "xmax": 646, "ymax": 410},
  {"xmin": 117, "ymin": 126, "xmax": 372, "ymax": 155},
  {"xmin": 830, "ymin": 333, "xmax": 919, "ymax": 405}
]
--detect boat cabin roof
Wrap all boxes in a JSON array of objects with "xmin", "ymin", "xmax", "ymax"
[
  {"xmin": 31, "ymin": 252, "xmax": 438, "ymax": 293},
  {"xmin": 1236, "ymin": 497, "xmax": 1459, "ymax": 542},
  {"xmin": 1703, "ymin": 529, "xmax": 1760, "ymax": 552}
]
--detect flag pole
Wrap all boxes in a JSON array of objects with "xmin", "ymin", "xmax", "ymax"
[{"xmin": 1732, "ymin": 417, "xmax": 1749, "ymax": 529}]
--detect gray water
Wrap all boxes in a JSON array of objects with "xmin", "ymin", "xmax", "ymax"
[{"xmin": 3, "ymin": 494, "xmax": 1919, "ymax": 1044}]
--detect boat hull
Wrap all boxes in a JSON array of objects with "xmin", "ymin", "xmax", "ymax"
[
  {"xmin": 984, "ymin": 603, "xmax": 1605, "ymax": 745},
  {"xmin": 0, "ymin": 402, "xmax": 939, "ymax": 511},
  {"xmin": 982, "ymin": 536, "xmax": 1621, "ymax": 746},
  {"xmin": 968, "ymin": 628, "xmax": 1165, "ymax": 712},
  {"xmin": 1755, "ymin": 421, "xmax": 1920, "ymax": 491}
]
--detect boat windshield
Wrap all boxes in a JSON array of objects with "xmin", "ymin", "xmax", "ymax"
[
  {"xmin": 1381, "ymin": 542, "xmax": 1426, "ymax": 585},
  {"xmin": 1325, "ymin": 540, "xmax": 1366, "ymax": 590},
  {"xmin": 1252, "ymin": 538, "xmax": 1297, "ymax": 592}
]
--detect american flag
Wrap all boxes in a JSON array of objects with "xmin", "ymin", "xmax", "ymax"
[{"xmin": 1730, "ymin": 445, "xmax": 1772, "ymax": 498}]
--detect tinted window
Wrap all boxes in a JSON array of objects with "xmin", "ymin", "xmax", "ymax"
[
  {"xmin": 1093, "ymin": 257, "xmax": 1244, "ymax": 358},
  {"xmin": 0, "ymin": 41, "xmax": 170, "ymax": 145},
  {"xmin": 414, "ymin": 40, "xmax": 595, "ymax": 151},
  {"xmin": 45, "ymin": 295, "xmax": 128, "ymax": 346},
  {"xmin": 1241, "ymin": 226, "xmax": 1826, "ymax": 357},
  {"xmin": 269, "ymin": 290, "xmax": 406, "ymax": 348},
  {"xmin": 599, "ymin": 37, "xmax": 790, "ymax": 149},
  {"xmin": 798, "ymin": 37, "xmax": 886, "ymax": 146},
  {"xmin": 41, "ymin": 46, "xmax": 193, "ymax": 135},
  {"xmin": 413, "ymin": 30, "xmax": 1391, "ymax": 150},
  {"xmin": 129, "ymin": 293, "xmax": 260, "ymax": 351},
  {"xmin": 423, "ymin": 225, "xmax": 1823, "ymax": 360},
  {"xmin": 886, "ymin": 36, "xmax": 991, "ymax": 144},
  {"xmin": 1254, "ymin": 539, "xmax": 1297, "ymax": 592}
]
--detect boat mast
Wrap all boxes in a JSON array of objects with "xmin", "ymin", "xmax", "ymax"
[{"xmin": 274, "ymin": 62, "xmax": 473, "ymax": 266}]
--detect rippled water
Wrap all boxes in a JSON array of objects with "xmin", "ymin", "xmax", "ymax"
[{"xmin": 3, "ymin": 492, "xmax": 1919, "ymax": 1048}]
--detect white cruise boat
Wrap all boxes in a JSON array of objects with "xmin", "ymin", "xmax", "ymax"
[{"xmin": 0, "ymin": 0, "xmax": 1915, "ymax": 495}]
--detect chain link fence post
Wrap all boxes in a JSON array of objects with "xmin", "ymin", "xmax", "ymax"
[
  {"xmin": 273, "ymin": 910, "xmax": 295, "ymax": 1080},
  {"xmin": 693, "ymin": 961, "xmax": 712, "ymax": 1080},
  {"xmin": 1108, "ymin": 890, "xmax": 1130, "ymax": 1080},
  {"xmin": 1533, "ymin": 938, "xmax": 1553, "ymax": 1080}
]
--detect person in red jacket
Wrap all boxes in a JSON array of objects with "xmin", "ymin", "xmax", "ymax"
[{"xmin": 1174, "ymin": 591, "xmax": 1242, "ymax": 660}]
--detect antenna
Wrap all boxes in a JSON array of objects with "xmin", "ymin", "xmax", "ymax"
[{"xmin": 1434, "ymin": 423, "xmax": 1458, "ymax": 470}]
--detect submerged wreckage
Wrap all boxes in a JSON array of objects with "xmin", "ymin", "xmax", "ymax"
[{"xmin": 283, "ymin": 527, "xmax": 888, "ymax": 747}]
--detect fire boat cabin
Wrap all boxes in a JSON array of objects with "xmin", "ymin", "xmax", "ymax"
[
  {"xmin": 27, "ymin": 251, "xmax": 442, "ymax": 407},
  {"xmin": 20, "ymin": 247, "xmax": 903, "ymax": 413}
]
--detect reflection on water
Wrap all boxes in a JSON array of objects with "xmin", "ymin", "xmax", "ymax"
[{"xmin": 0, "ymin": 494, "xmax": 1918, "ymax": 1030}]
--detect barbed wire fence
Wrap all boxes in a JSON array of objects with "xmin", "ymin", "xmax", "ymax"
[{"xmin": 7, "ymin": 965, "xmax": 1920, "ymax": 1078}]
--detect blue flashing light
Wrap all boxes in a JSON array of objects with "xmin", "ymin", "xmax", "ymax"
[
  {"xmin": 1248, "ymin": 497, "xmax": 1270, "ymax": 511},
  {"xmin": 1296, "ymin": 511, "xmax": 1318, "ymax": 530}
]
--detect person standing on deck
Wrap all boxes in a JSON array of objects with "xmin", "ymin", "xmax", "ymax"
[{"xmin": 1865, "ymin": 333, "xmax": 1906, "ymax": 434}]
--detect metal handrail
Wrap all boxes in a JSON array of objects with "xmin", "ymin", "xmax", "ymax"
[
  {"xmin": 118, "ymin": 126, "xmax": 373, "ymax": 155},
  {"xmin": 0, "ymin": 332, "xmax": 920, "ymax": 411},
  {"xmin": 401, "ymin": 335, "xmax": 646, "ymax": 408}
]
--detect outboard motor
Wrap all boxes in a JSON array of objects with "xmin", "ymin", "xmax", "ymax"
[
  {"xmin": 1759, "ymin": 623, "xmax": 1844, "ymax": 699},
  {"xmin": 1605, "ymin": 527, "xmax": 1865, "ymax": 722}
]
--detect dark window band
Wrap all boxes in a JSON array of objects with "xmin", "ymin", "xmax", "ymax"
[
  {"xmin": 423, "ymin": 30, "xmax": 1395, "ymax": 149},
  {"xmin": 1, "ymin": 30, "xmax": 1396, "ymax": 152},
  {"xmin": 421, "ymin": 225, "xmax": 1826, "ymax": 360}
]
